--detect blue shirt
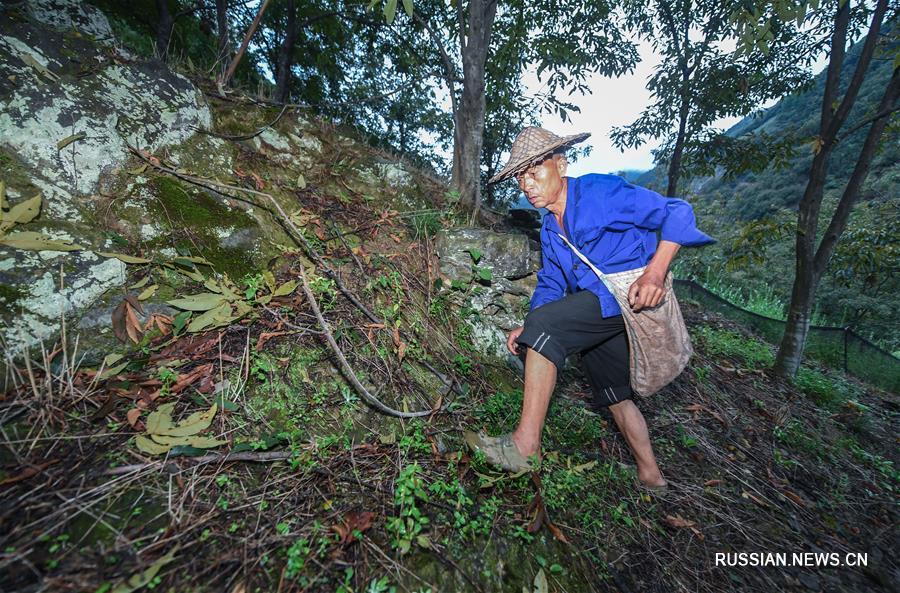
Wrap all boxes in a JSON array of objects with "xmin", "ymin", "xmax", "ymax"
[{"xmin": 531, "ymin": 173, "xmax": 716, "ymax": 317}]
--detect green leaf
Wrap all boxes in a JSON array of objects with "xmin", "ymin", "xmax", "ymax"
[
  {"xmin": 146, "ymin": 403, "xmax": 176, "ymax": 435},
  {"xmin": 297, "ymin": 173, "xmax": 307, "ymax": 189},
  {"xmin": 167, "ymin": 293, "xmax": 229, "ymax": 311},
  {"xmin": 187, "ymin": 301, "xmax": 235, "ymax": 332},
  {"xmin": 0, "ymin": 231, "xmax": 82, "ymax": 251},
  {"xmin": 137, "ymin": 284, "xmax": 158, "ymax": 301},
  {"xmin": 476, "ymin": 267, "xmax": 492, "ymax": 282},
  {"xmin": 155, "ymin": 403, "xmax": 218, "ymax": 437},
  {"xmin": 135, "ymin": 434, "xmax": 171, "ymax": 455},
  {"xmin": 402, "ymin": 0, "xmax": 413, "ymax": 16},
  {"xmin": 533, "ymin": 568, "xmax": 548, "ymax": 593},
  {"xmin": 167, "ymin": 445, "xmax": 208, "ymax": 457},
  {"xmin": 98, "ymin": 252, "xmax": 151, "ymax": 264},
  {"xmin": 272, "ymin": 280, "xmax": 297, "ymax": 297},
  {"xmin": 99, "ymin": 361, "xmax": 129, "ymax": 380},
  {"xmin": 110, "ymin": 545, "xmax": 180, "ymax": 593},
  {"xmin": 149, "ymin": 434, "xmax": 226, "ymax": 448},
  {"xmin": 128, "ymin": 276, "xmax": 150, "ymax": 289},
  {"xmin": 467, "ymin": 248, "xmax": 482, "ymax": 263},
  {"xmin": 263, "ymin": 271, "xmax": 276, "ymax": 294},
  {"xmin": 172, "ymin": 311, "xmax": 191, "ymax": 333},
  {"xmin": 384, "ymin": 0, "xmax": 397, "ymax": 23},
  {"xmin": 57, "ymin": 132, "xmax": 85, "ymax": 150}
]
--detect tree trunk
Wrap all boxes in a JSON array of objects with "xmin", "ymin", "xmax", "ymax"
[
  {"xmin": 215, "ymin": 0, "xmax": 229, "ymax": 67},
  {"xmin": 773, "ymin": 0, "xmax": 891, "ymax": 378},
  {"xmin": 666, "ymin": 98, "xmax": 689, "ymax": 197},
  {"xmin": 275, "ymin": 0, "xmax": 297, "ymax": 104},
  {"xmin": 155, "ymin": 0, "xmax": 174, "ymax": 60},
  {"xmin": 450, "ymin": 0, "xmax": 497, "ymax": 216}
]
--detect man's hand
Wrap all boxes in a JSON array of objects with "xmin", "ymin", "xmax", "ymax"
[
  {"xmin": 628, "ymin": 270, "xmax": 666, "ymax": 312},
  {"xmin": 507, "ymin": 326, "xmax": 524, "ymax": 355}
]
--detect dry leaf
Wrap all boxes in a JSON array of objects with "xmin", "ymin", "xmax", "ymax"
[{"xmin": 126, "ymin": 408, "xmax": 142, "ymax": 427}]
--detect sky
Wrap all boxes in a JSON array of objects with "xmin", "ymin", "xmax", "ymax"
[{"xmin": 521, "ymin": 39, "xmax": 742, "ymax": 177}]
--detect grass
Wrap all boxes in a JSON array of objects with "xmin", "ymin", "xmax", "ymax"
[{"xmin": 692, "ymin": 325, "xmax": 774, "ymax": 368}]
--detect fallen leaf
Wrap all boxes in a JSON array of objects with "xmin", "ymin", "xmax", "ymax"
[
  {"xmin": 781, "ymin": 489, "xmax": 808, "ymax": 508},
  {"xmin": 0, "ymin": 459, "xmax": 59, "ymax": 486},
  {"xmin": 664, "ymin": 514, "xmax": 696, "ymax": 529},
  {"xmin": 704, "ymin": 479, "xmax": 723, "ymax": 487},
  {"xmin": 741, "ymin": 490, "xmax": 768, "ymax": 507},
  {"xmin": 110, "ymin": 544, "xmax": 180, "ymax": 593},
  {"xmin": 57, "ymin": 132, "xmax": 86, "ymax": 150},
  {"xmin": 126, "ymin": 408, "xmax": 142, "ymax": 427},
  {"xmin": 167, "ymin": 293, "xmax": 229, "ymax": 312},
  {"xmin": 533, "ymin": 568, "xmax": 548, "ymax": 593},
  {"xmin": 137, "ymin": 284, "xmax": 158, "ymax": 301},
  {"xmin": 98, "ymin": 252, "xmax": 152, "ymax": 264},
  {"xmin": 152, "ymin": 402, "xmax": 218, "ymax": 437},
  {"xmin": 135, "ymin": 434, "xmax": 171, "ymax": 455},
  {"xmin": 0, "ymin": 231, "xmax": 82, "ymax": 251},
  {"xmin": 331, "ymin": 510, "xmax": 376, "ymax": 545}
]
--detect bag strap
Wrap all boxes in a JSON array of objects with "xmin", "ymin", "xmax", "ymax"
[{"xmin": 554, "ymin": 231, "xmax": 607, "ymax": 281}]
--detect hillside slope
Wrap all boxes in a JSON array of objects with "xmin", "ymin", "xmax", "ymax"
[{"xmin": 1, "ymin": 3, "xmax": 898, "ymax": 593}]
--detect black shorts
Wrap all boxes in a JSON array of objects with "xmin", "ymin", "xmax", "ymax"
[{"xmin": 515, "ymin": 290, "xmax": 632, "ymax": 408}]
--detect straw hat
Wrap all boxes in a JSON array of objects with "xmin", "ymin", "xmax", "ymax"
[{"xmin": 488, "ymin": 126, "xmax": 590, "ymax": 184}]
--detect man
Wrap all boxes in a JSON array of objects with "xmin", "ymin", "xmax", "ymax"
[{"xmin": 465, "ymin": 127, "xmax": 714, "ymax": 490}]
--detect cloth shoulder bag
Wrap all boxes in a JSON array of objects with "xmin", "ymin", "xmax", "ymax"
[{"xmin": 555, "ymin": 232, "xmax": 692, "ymax": 396}]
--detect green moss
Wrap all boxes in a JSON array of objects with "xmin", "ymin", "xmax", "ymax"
[
  {"xmin": 147, "ymin": 176, "xmax": 263, "ymax": 278},
  {"xmin": 0, "ymin": 283, "xmax": 24, "ymax": 306},
  {"xmin": 0, "ymin": 149, "xmax": 40, "ymax": 198}
]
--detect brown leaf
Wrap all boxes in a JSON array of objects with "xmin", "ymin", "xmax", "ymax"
[
  {"xmin": 124, "ymin": 293, "xmax": 145, "ymax": 315},
  {"xmin": 256, "ymin": 330, "xmax": 298, "ymax": 351},
  {"xmin": 171, "ymin": 363, "xmax": 214, "ymax": 394},
  {"xmin": 249, "ymin": 171, "xmax": 265, "ymax": 190},
  {"xmin": 741, "ymin": 490, "xmax": 768, "ymax": 507},
  {"xmin": 111, "ymin": 301, "xmax": 129, "ymax": 343},
  {"xmin": 781, "ymin": 489, "xmax": 807, "ymax": 508},
  {"xmin": 664, "ymin": 514, "xmax": 696, "ymax": 529},
  {"xmin": 332, "ymin": 510, "xmax": 376, "ymax": 545},
  {"xmin": 546, "ymin": 520, "xmax": 570, "ymax": 544},
  {"xmin": 0, "ymin": 459, "xmax": 59, "ymax": 486},
  {"xmin": 126, "ymin": 408, "xmax": 142, "ymax": 427},
  {"xmin": 124, "ymin": 303, "xmax": 143, "ymax": 343},
  {"xmin": 704, "ymin": 479, "xmax": 723, "ymax": 487}
]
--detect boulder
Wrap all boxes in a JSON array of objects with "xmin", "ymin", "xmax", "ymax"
[
  {"xmin": 0, "ymin": 4, "xmax": 228, "ymax": 359},
  {"xmin": 434, "ymin": 227, "xmax": 535, "ymax": 282}
]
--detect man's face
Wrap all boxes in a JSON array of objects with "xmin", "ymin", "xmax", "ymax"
[{"xmin": 516, "ymin": 154, "xmax": 567, "ymax": 210}]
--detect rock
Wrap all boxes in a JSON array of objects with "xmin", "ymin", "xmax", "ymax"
[
  {"xmin": 0, "ymin": 6, "xmax": 211, "ymax": 358},
  {"xmin": 25, "ymin": 0, "xmax": 116, "ymax": 44},
  {"xmin": 434, "ymin": 227, "xmax": 535, "ymax": 281}
]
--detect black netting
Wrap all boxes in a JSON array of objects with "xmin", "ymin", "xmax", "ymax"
[{"xmin": 674, "ymin": 280, "xmax": 899, "ymax": 393}]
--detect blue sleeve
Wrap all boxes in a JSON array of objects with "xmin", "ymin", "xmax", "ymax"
[
  {"xmin": 530, "ymin": 233, "xmax": 566, "ymax": 311},
  {"xmin": 608, "ymin": 180, "xmax": 716, "ymax": 247}
]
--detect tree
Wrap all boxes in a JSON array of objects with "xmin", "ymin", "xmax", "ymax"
[
  {"xmin": 415, "ymin": 0, "xmax": 638, "ymax": 215},
  {"xmin": 733, "ymin": 0, "xmax": 898, "ymax": 378},
  {"xmin": 612, "ymin": 0, "xmax": 809, "ymax": 198}
]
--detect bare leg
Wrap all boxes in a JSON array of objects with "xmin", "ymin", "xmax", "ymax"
[
  {"xmin": 511, "ymin": 348, "xmax": 558, "ymax": 458},
  {"xmin": 608, "ymin": 400, "xmax": 666, "ymax": 487}
]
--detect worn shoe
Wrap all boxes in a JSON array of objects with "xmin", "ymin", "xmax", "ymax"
[
  {"xmin": 638, "ymin": 481, "xmax": 669, "ymax": 494},
  {"xmin": 463, "ymin": 430, "xmax": 534, "ymax": 472}
]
